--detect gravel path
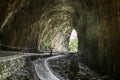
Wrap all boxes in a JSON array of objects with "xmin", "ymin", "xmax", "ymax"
[{"xmin": 48, "ymin": 55, "xmax": 103, "ymax": 80}]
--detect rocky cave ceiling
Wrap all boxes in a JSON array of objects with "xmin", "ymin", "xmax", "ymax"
[{"xmin": 0, "ymin": 0, "xmax": 80, "ymax": 51}]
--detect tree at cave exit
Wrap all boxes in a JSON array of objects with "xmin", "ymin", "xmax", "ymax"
[{"xmin": 68, "ymin": 30, "xmax": 78, "ymax": 52}]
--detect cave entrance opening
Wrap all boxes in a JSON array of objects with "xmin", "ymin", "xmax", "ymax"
[{"xmin": 68, "ymin": 29, "xmax": 78, "ymax": 52}]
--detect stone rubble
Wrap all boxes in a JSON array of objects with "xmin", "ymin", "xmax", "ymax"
[{"xmin": 48, "ymin": 55, "xmax": 113, "ymax": 80}]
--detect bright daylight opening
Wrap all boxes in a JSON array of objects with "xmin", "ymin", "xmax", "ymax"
[{"xmin": 68, "ymin": 29, "xmax": 78, "ymax": 52}]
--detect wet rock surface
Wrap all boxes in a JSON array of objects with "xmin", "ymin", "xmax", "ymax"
[{"xmin": 48, "ymin": 55, "xmax": 112, "ymax": 80}]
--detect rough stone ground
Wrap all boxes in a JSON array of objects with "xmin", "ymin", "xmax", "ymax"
[
  {"xmin": 5, "ymin": 55, "xmax": 113, "ymax": 80},
  {"xmin": 48, "ymin": 55, "xmax": 113, "ymax": 80},
  {"xmin": 6, "ymin": 69, "xmax": 32, "ymax": 80},
  {"xmin": 6, "ymin": 57, "xmax": 39, "ymax": 80},
  {"xmin": 6, "ymin": 64, "xmax": 35, "ymax": 80}
]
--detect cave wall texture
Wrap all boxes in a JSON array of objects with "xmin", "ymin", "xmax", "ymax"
[
  {"xmin": 0, "ymin": 0, "xmax": 73, "ymax": 51},
  {"xmin": 0, "ymin": 53, "xmax": 25, "ymax": 80},
  {"xmin": 0, "ymin": 0, "xmax": 120, "ymax": 79}
]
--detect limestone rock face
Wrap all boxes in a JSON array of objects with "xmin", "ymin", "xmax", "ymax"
[
  {"xmin": 0, "ymin": 0, "xmax": 73, "ymax": 52},
  {"xmin": 76, "ymin": 0, "xmax": 120, "ymax": 79},
  {"xmin": 72, "ymin": 0, "xmax": 120, "ymax": 79},
  {"xmin": 0, "ymin": 0, "xmax": 120, "ymax": 79},
  {"xmin": 97, "ymin": 0, "xmax": 120, "ymax": 79}
]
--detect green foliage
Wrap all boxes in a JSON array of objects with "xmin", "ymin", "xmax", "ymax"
[
  {"xmin": 41, "ymin": 40, "xmax": 50, "ymax": 47},
  {"xmin": 68, "ymin": 37, "xmax": 78, "ymax": 52}
]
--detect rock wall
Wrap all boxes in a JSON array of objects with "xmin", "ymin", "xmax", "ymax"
[
  {"xmin": 0, "ymin": 0, "xmax": 73, "ymax": 52},
  {"xmin": 0, "ymin": 0, "xmax": 25, "ymax": 30},
  {"xmin": 73, "ymin": 0, "xmax": 100, "ymax": 71},
  {"xmin": 97, "ymin": 0, "xmax": 120, "ymax": 79},
  {"xmin": 0, "ymin": 53, "xmax": 25, "ymax": 80},
  {"xmin": 75, "ymin": 0, "xmax": 120, "ymax": 79}
]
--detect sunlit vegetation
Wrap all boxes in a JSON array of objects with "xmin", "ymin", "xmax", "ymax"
[
  {"xmin": 68, "ymin": 30, "xmax": 78, "ymax": 52},
  {"xmin": 41, "ymin": 40, "xmax": 50, "ymax": 50}
]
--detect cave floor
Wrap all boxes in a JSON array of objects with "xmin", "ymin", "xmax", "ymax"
[{"xmin": 48, "ymin": 56, "xmax": 103, "ymax": 80}]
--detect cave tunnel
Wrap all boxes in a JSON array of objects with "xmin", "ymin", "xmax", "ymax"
[{"xmin": 0, "ymin": 0, "xmax": 120, "ymax": 79}]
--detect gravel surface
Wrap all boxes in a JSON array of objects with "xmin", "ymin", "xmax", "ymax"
[{"xmin": 48, "ymin": 55, "xmax": 104, "ymax": 80}]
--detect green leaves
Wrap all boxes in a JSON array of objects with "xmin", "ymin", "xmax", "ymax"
[
  {"xmin": 68, "ymin": 37, "xmax": 78, "ymax": 52},
  {"xmin": 41, "ymin": 40, "xmax": 50, "ymax": 47}
]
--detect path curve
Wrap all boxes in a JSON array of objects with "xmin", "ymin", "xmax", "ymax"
[{"xmin": 34, "ymin": 55, "xmax": 65, "ymax": 80}]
